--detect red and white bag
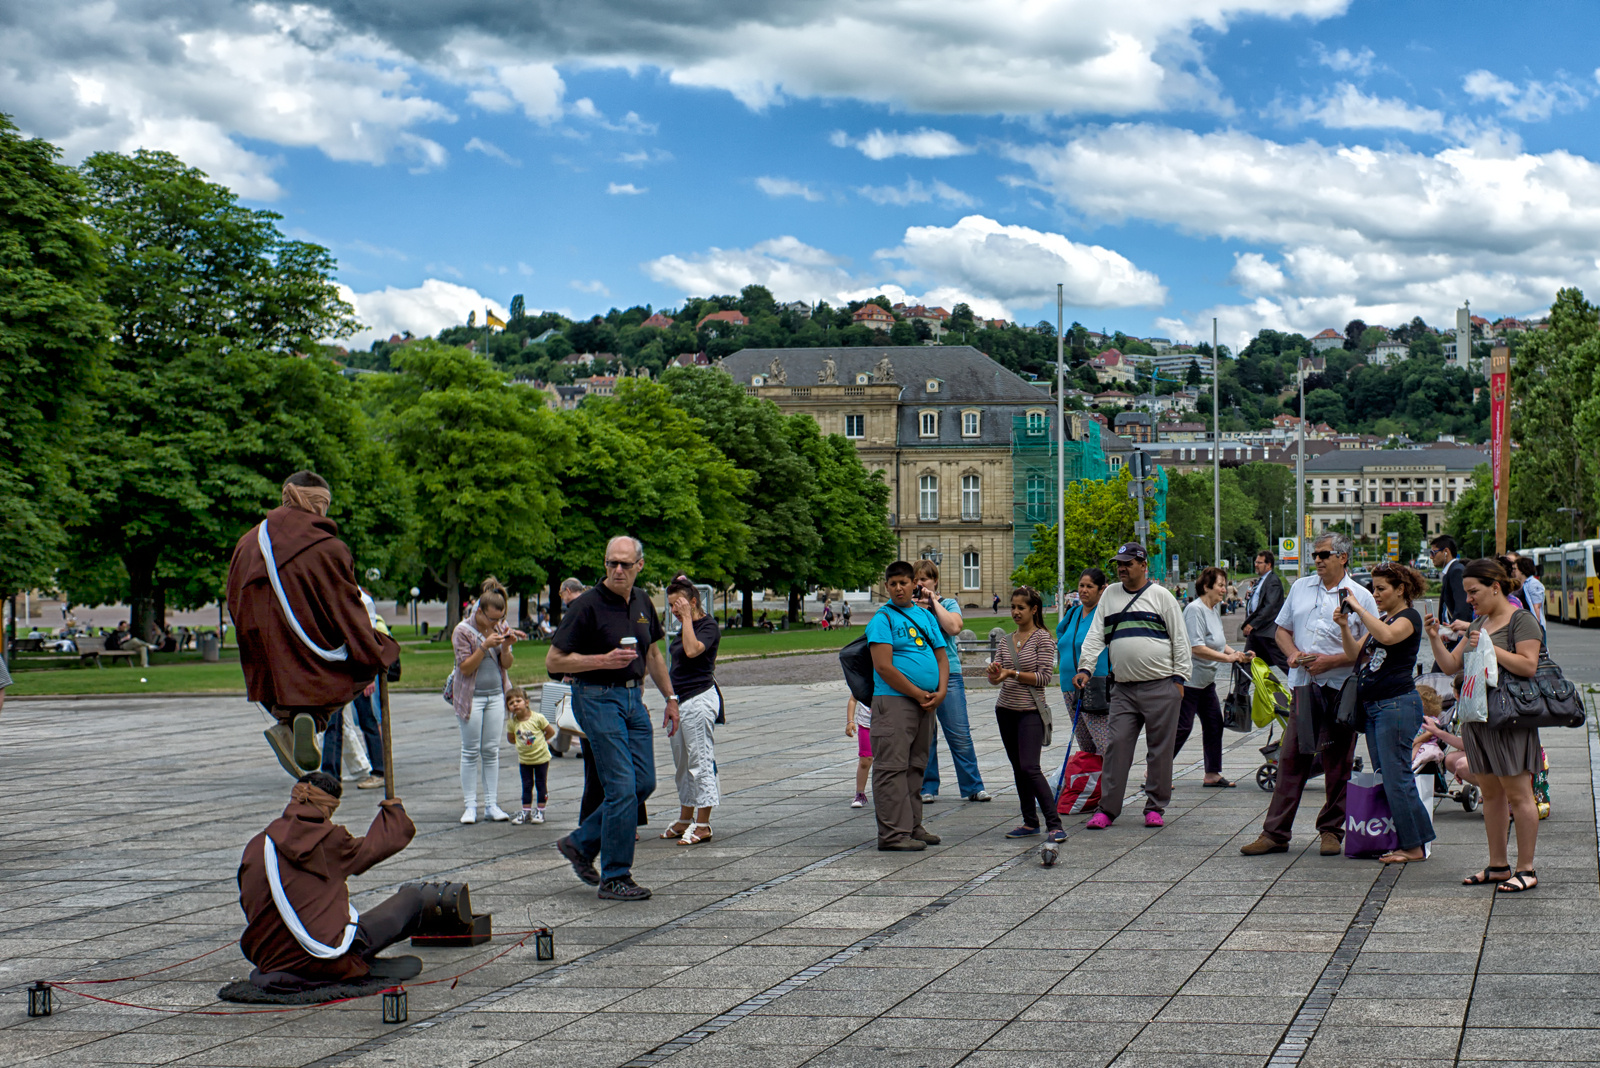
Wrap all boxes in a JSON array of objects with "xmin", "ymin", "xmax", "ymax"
[{"xmin": 1057, "ymin": 751, "xmax": 1104, "ymax": 814}]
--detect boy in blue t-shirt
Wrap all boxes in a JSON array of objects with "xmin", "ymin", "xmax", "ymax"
[{"xmin": 866, "ymin": 560, "xmax": 948, "ymax": 851}]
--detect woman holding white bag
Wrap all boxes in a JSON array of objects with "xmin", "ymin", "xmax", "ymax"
[{"xmin": 1426, "ymin": 558, "xmax": 1545, "ymax": 892}]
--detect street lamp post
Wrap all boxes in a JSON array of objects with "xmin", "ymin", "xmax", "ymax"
[
  {"xmin": 1557, "ymin": 507, "xmax": 1579, "ymax": 545},
  {"xmin": 1472, "ymin": 528, "xmax": 1488, "ymax": 557},
  {"xmin": 1508, "ymin": 519, "xmax": 1525, "ymax": 553}
]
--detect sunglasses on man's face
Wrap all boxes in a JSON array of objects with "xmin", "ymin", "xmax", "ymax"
[
  {"xmin": 1311, "ymin": 550, "xmax": 1338, "ymax": 561},
  {"xmin": 605, "ymin": 559, "xmax": 639, "ymax": 570}
]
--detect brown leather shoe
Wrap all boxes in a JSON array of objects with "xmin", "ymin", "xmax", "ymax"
[
  {"xmin": 1240, "ymin": 834, "xmax": 1289, "ymax": 856},
  {"xmin": 911, "ymin": 827, "xmax": 942, "ymax": 845},
  {"xmin": 1320, "ymin": 832, "xmax": 1342, "ymax": 855}
]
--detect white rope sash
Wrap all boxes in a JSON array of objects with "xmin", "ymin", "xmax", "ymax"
[
  {"xmin": 262, "ymin": 835, "xmax": 359, "ymax": 959},
  {"xmin": 257, "ymin": 519, "xmax": 348, "ymax": 662}
]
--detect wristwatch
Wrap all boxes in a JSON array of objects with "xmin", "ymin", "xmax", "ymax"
[{"xmin": 666, "ymin": 694, "xmax": 680, "ymax": 703}]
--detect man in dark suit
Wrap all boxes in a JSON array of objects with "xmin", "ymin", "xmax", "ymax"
[
  {"xmin": 1241, "ymin": 550, "xmax": 1288, "ymax": 669},
  {"xmin": 1429, "ymin": 535, "xmax": 1470, "ymax": 645}
]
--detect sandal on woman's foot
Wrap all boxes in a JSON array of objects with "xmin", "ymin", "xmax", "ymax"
[
  {"xmin": 678, "ymin": 823, "xmax": 712, "ymax": 845},
  {"xmin": 660, "ymin": 820, "xmax": 692, "ymax": 840},
  {"xmin": 1463, "ymin": 865, "xmax": 1511, "ymax": 885},
  {"xmin": 1497, "ymin": 870, "xmax": 1538, "ymax": 893},
  {"xmin": 1203, "ymin": 777, "xmax": 1236, "ymax": 788},
  {"xmin": 1380, "ymin": 849, "xmax": 1425, "ymax": 864}
]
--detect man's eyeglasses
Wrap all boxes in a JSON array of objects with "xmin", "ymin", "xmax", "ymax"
[
  {"xmin": 605, "ymin": 559, "xmax": 640, "ymax": 570},
  {"xmin": 1311, "ymin": 550, "xmax": 1338, "ymax": 561}
]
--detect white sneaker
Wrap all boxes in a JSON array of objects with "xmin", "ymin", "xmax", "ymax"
[
  {"xmin": 460, "ymin": 806, "xmax": 477, "ymax": 824},
  {"xmin": 512, "ymin": 809, "xmax": 531, "ymax": 825},
  {"xmin": 485, "ymin": 804, "xmax": 511, "ymax": 822},
  {"xmin": 532, "ymin": 808, "xmax": 546, "ymax": 823}
]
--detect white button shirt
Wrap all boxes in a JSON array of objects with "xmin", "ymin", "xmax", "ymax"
[{"xmin": 1273, "ymin": 573, "xmax": 1379, "ymax": 688}]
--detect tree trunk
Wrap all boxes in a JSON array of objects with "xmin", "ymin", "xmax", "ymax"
[
  {"xmin": 741, "ymin": 587, "xmax": 754, "ymax": 629},
  {"xmin": 546, "ymin": 561, "xmax": 563, "ymax": 627},
  {"xmin": 518, "ymin": 590, "xmax": 529, "ymax": 629},
  {"xmin": 445, "ymin": 558, "xmax": 462, "ymax": 636},
  {"xmin": 788, "ymin": 587, "xmax": 801, "ymax": 624},
  {"xmin": 124, "ymin": 553, "xmax": 158, "ymax": 644},
  {"xmin": 154, "ymin": 584, "xmax": 167, "ymax": 638}
]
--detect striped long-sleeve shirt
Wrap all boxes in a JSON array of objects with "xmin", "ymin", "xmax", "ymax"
[
  {"xmin": 993, "ymin": 628, "xmax": 1055, "ymax": 709},
  {"xmin": 1076, "ymin": 581, "xmax": 1192, "ymax": 683}
]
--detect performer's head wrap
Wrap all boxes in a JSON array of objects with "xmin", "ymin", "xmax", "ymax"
[
  {"xmin": 291, "ymin": 772, "xmax": 341, "ymax": 819},
  {"xmin": 281, "ymin": 471, "xmax": 332, "ymax": 516}
]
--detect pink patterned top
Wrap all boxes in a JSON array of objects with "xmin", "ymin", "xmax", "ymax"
[{"xmin": 993, "ymin": 628, "xmax": 1056, "ymax": 711}]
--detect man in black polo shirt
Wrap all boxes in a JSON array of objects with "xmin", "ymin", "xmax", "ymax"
[{"xmin": 547, "ymin": 535, "xmax": 680, "ymax": 901}]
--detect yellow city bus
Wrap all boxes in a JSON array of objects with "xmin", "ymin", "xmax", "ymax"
[
  {"xmin": 1524, "ymin": 546, "xmax": 1564, "ymax": 623},
  {"xmin": 1553, "ymin": 540, "xmax": 1600, "ymax": 624}
]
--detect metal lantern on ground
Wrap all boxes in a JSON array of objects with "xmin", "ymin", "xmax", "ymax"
[
  {"xmin": 535, "ymin": 928, "xmax": 555, "ymax": 961},
  {"xmin": 382, "ymin": 987, "xmax": 407, "ymax": 1024},
  {"xmin": 28, "ymin": 982, "xmax": 52, "ymax": 1017}
]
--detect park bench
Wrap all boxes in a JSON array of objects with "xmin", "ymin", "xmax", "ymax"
[{"xmin": 75, "ymin": 636, "xmax": 138, "ymax": 668}]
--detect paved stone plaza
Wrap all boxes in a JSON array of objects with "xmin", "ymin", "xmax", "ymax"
[{"xmin": 3, "ymin": 633, "xmax": 1599, "ymax": 1068}]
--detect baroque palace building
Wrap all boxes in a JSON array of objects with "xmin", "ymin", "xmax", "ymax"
[{"xmin": 720, "ymin": 346, "xmax": 1057, "ymax": 607}]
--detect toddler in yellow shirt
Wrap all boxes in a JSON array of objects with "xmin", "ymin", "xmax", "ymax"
[{"xmin": 505, "ymin": 687, "xmax": 555, "ymax": 824}]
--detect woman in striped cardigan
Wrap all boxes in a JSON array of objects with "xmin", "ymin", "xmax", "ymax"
[{"xmin": 987, "ymin": 586, "xmax": 1061, "ymax": 842}]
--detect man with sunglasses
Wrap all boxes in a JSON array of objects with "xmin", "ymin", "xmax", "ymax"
[
  {"xmin": 1241, "ymin": 532, "xmax": 1377, "ymax": 857},
  {"xmin": 548, "ymin": 536, "xmax": 680, "ymax": 901},
  {"xmin": 1428, "ymin": 536, "xmax": 1470, "ymax": 644}
]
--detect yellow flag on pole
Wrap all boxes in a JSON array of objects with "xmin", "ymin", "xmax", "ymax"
[{"xmin": 485, "ymin": 309, "xmax": 506, "ymax": 330}]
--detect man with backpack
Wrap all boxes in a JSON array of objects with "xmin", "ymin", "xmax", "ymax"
[{"xmin": 1072, "ymin": 542, "xmax": 1192, "ymax": 830}]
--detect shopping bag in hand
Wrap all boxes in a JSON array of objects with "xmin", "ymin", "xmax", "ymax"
[
  {"xmin": 1344, "ymin": 772, "xmax": 1399, "ymax": 857},
  {"xmin": 1456, "ymin": 629, "xmax": 1498, "ymax": 725},
  {"xmin": 1056, "ymin": 751, "xmax": 1104, "ymax": 814}
]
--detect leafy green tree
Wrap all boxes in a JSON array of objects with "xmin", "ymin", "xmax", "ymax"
[
  {"xmin": 1445, "ymin": 463, "xmax": 1494, "ymax": 554},
  {"xmin": 508, "ymin": 294, "xmax": 526, "ymax": 323},
  {"xmin": 1012, "ymin": 469, "xmax": 1171, "ymax": 594},
  {"xmin": 1303, "ymin": 387, "xmax": 1347, "ymax": 427},
  {"xmin": 949, "ymin": 303, "xmax": 975, "ymax": 332},
  {"xmin": 786, "ymin": 415, "xmax": 897, "ymax": 613},
  {"xmin": 68, "ymin": 148, "xmax": 365, "ymax": 639},
  {"xmin": 0, "ymin": 115, "xmax": 110, "ymax": 642},
  {"xmin": 1380, "ymin": 511, "xmax": 1424, "ymax": 559},
  {"xmin": 1234, "ymin": 462, "xmax": 1296, "ymax": 544},
  {"xmin": 889, "ymin": 319, "xmax": 917, "ymax": 346},
  {"xmin": 1515, "ymin": 287, "xmax": 1600, "ymax": 543},
  {"xmin": 1163, "ymin": 469, "xmax": 1266, "ymax": 567},
  {"xmin": 738, "ymin": 284, "xmax": 777, "ymax": 318},
  {"xmin": 1185, "ymin": 359, "xmax": 1202, "ymax": 386},
  {"xmin": 368, "ymin": 339, "xmax": 571, "ymax": 632}
]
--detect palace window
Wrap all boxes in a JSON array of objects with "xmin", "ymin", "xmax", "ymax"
[
  {"xmin": 962, "ymin": 410, "xmax": 981, "ymax": 437},
  {"xmin": 961, "ymin": 551, "xmax": 981, "ymax": 590},
  {"xmin": 961, "ymin": 475, "xmax": 981, "ymax": 520},
  {"xmin": 919, "ymin": 411, "xmax": 939, "ymax": 437},
  {"xmin": 844, "ymin": 414, "xmax": 864, "ymax": 439},
  {"xmin": 919, "ymin": 475, "xmax": 939, "ymax": 520}
]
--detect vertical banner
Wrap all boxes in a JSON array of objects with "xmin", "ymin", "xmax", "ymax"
[{"xmin": 1490, "ymin": 344, "xmax": 1509, "ymax": 555}]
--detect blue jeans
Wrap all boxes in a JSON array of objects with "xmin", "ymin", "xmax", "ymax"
[
  {"xmin": 319, "ymin": 678, "xmax": 384, "ymax": 778},
  {"xmin": 1363, "ymin": 691, "xmax": 1436, "ymax": 852},
  {"xmin": 922, "ymin": 675, "xmax": 986, "ymax": 798},
  {"xmin": 569, "ymin": 682, "xmax": 656, "ymax": 881}
]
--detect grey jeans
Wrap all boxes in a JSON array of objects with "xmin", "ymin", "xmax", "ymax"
[
  {"xmin": 670, "ymin": 689, "xmax": 721, "ymax": 808},
  {"xmin": 1096, "ymin": 678, "xmax": 1184, "ymax": 820}
]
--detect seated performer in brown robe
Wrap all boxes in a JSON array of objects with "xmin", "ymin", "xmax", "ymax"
[
  {"xmin": 238, "ymin": 773, "xmax": 424, "ymax": 992},
  {"xmin": 227, "ymin": 470, "xmax": 400, "ymax": 776}
]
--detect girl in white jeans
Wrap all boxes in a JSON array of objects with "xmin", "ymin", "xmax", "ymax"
[
  {"xmin": 660, "ymin": 576, "xmax": 721, "ymax": 845},
  {"xmin": 450, "ymin": 577, "xmax": 522, "ymax": 824}
]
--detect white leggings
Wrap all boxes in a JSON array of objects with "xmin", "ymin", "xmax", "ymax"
[
  {"xmin": 460, "ymin": 692, "xmax": 505, "ymax": 807},
  {"xmin": 670, "ymin": 689, "xmax": 721, "ymax": 809}
]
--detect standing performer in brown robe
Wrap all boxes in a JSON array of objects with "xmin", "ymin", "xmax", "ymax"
[
  {"xmin": 227, "ymin": 471, "xmax": 401, "ymax": 776},
  {"xmin": 237, "ymin": 772, "xmax": 424, "ymax": 992}
]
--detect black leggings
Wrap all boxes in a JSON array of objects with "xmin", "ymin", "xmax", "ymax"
[
  {"xmin": 519, "ymin": 762, "xmax": 549, "ymax": 806},
  {"xmin": 996, "ymin": 706, "xmax": 1061, "ymax": 831},
  {"xmin": 1174, "ymin": 684, "xmax": 1223, "ymax": 774}
]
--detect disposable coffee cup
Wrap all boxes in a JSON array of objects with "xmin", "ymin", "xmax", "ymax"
[{"xmin": 619, "ymin": 637, "xmax": 638, "ymax": 653}]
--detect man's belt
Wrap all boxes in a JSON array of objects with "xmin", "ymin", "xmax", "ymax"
[{"xmin": 576, "ymin": 678, "xmax": 640, "ymax": 689}]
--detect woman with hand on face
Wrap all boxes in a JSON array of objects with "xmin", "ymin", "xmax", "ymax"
[
  {"xmin": 1174, "ymin": 567, "xmax": 1252, "ymax": 787},
  {"xmin": 1426, "ymin": 558, "xmax": 1545, "ymax": 892},
  {"xmin": 988, "ymin": 587, "xmax": 1062, "ymax": 843},
  {"xmin": 1336, "ymin": 561, "xmax": 1431, "ymax": 864},
  {"xmin": 660, "ymin": 575, "xmax": 721, "ymax": 845},
  {"xmin": 452, "ymin": 577, "xmax": 522, "ymax": 825}
]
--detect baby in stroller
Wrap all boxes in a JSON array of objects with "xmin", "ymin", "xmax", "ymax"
[{"xmin": 1411, "ymin": 672, "xmax": 1550, "ymax": 818}]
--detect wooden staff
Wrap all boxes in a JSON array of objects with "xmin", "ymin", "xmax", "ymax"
[{"xmin": 380, "ymin": 672, "xmax": 396, "ymax": 800}]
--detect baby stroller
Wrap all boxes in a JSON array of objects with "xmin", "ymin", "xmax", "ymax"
[
  {"xmin": 1227, "ymin": 659, "xmax": 1293, "ymax": 793},
  {"xmin": 1410, "ymin": 671, "xmax": 1481, "ymax": 812}
]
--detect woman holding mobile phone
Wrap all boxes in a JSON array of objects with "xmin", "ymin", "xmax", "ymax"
[
  {"xmin": 1335, "ymin": 562, "xmax": 1430, "ymax": 864},
  {"xmin": 452, "ymin": 577, "xmax": 518, "ymax": 825}
]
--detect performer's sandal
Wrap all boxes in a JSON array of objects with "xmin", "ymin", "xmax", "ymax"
[
  {"xmin": 1497, "ymin": 870, "xmax": 1538, "ymax": 893},
  {"xmin": 1463, "ymin": 865, "xmax": 1511, "ymax": 885},
  {"xmin": 679, "ymin": 824, "xmax": 712, "ymax": 845},
  {"xmin": 660, "ymin": 820, "xmax": 692, "ymax": 840}
]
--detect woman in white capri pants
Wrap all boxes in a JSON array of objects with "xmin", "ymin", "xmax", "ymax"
[{"xmin": 660, "ymin": 574, "xmax": 722, "ymax": 845}]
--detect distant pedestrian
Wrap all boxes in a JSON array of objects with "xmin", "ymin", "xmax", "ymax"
[
  {"xmin": 1174, "ymin": 567, "xmax": 1252, "ymax": 787},
  {"xmin": 1073, "ymin": 541, "xmax": 1191, "ymax": 830},
  {"xmin": 548, "ymin": 535, "xmax": 679, "ymax": 901},
  {"xmin": 660, "ymin": 574, "xmax": 721, "ymax": 846},
  {"xmin": 451, "ymin": 577, "xmax": 519, "ymax": 825},
  {"xmin": 992, "ymin": 592, "xmax": 1001, "ymax": 613},
  {"xmin": 866, "ymin": 560, "xmax": 948, "ymax": 851},
  {"xmin": 1514, "ymin": 557, "xmax": 1547, "ymax": 633},
  {"xmin": 1241, "ymin": 551, "xmax": 1287, "ymax": 669},
  {"xmin": 914, "ymin": 561, "xmax": 989, "ymax": 804},
  {"xmin": 1430, "ymin": 535, "xmax": 1469, "ymax": 645},
  {"xmin": 1056, "ymin": 568, "xmax": 1111, "ymax": 755},
  {"xmin": 988, "ymin": 586, "xmax": 1062, "ymax": 842},
  {"xmin": 505, "ymin": 686, "xmax": 554, "ymax": 824},
  {"xmin": 845, "ymin": 695, "xmax": 872, "ymax": 807}
]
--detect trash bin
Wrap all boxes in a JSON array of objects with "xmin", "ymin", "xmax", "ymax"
[{"xmin": 200, "ymin": 634, "xmax": 220, "ymax": 662}]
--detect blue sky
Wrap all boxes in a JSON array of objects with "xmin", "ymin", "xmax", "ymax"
[{"xmin": 7, "ymin": 1, "xmax": 1600, "ymax": 349}]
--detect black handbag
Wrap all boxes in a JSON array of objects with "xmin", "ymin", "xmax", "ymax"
[
  {"xmin": 1486, "ymin": 650, "xmax": 1586, "ymax": 730},
  {"xmin": 1222, "ymin": 662, "xmax": 1253, "ymax": 732},
  {"xmin": 1081, "ymin": 676, "xmax": 1110, "ymax": 713},
  {"xmin": 1335, "ymin": 673, "xmax": 1363, "ymax": 731}
]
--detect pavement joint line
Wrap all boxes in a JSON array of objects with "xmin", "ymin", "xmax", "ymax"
[
  {"xmin": 298, "ymin": 839, "xmax": 878, "ymax": 1068},
  {"xmin": 1262, "ymin": 861, "xmax": 1402, "ymax": 1068}
]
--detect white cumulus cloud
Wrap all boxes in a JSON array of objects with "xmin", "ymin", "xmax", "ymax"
[
  {"xmin": 607, "ymin": 182, "xmax": 646, "ymax": 195},
  {"xmin": 856, "ymin": 179, "xmax": 977, "ymax": 208},
  {"xmin": 1463, "ymin": 70, "xmax": 1587, "ymax": 122},
  {"xmin": 465, "ymin": 137, "xmax": 520, "ymax": 165},
  {"xmin": 829, "ymin": 127, "xmax": 973, "ymax": 160},
  {"xmin": 339, "ymin": 279, "xmax": 510, "ymax": 348},
  {"xmin": 756, "ymin": 176, "xmax": 825, "ymax": 201},
  {"xmin": 1277, "ymin": 83, "xmax": 1444, "ymax": 134},
  {"xmin": 1314, "ymin": 44, "xmax": 1375, "ymax": 76}
]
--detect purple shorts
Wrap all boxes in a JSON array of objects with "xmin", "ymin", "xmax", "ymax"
[{"xmin": 858, "ymin": 727, "xmax": 873, "ymax": 760}]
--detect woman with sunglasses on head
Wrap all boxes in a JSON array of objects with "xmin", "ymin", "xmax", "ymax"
[
  {"xmin": 660, "ymin": 575, "xmax": 721, "ymax": 845},
  {"xmin": 1335, "ymin": 561, "xmax": 1431, "ymax": 864},
  {"xmin": 1175, "ymin": 567, "xmax": 1253, "ymax": 788},
  {"xmin": 987, "ymin": 587, "xmax": 1062, "ymax": 843},
  {"xmin": 1426, "ymin": 558, "xmax": 1545, "ymax": 892}
]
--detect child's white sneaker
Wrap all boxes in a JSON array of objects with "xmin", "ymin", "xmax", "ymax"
[
  {"xmin": 851, "ymin": 792, "xmax": 867, "ymax": 808},
  {"xmin": 512, "ymin": 809, "xmax": 532, "ymax": 825},
  {"xmin": 532, "ymin": 808, "xmax": 546, "ymax": 823}
]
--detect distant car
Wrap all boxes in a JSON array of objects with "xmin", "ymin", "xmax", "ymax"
[{"xmin": 1348, "ymin": 568, "xmax": 1374, "ymax": 591}]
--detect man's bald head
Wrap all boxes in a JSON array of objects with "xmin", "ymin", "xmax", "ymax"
[{"xmin": 602, "ymin": 535, "xmax": 644, "ymax": 596}]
